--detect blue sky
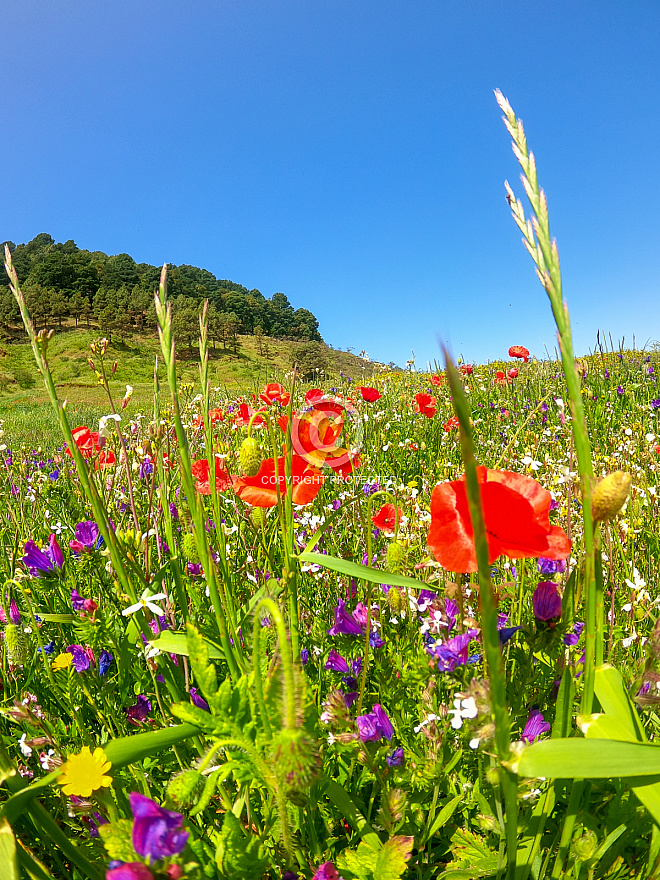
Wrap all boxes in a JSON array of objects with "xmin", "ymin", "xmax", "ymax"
[{"xmin": 2, "ymin": 1, "xmax": 659, "ymax": 368}]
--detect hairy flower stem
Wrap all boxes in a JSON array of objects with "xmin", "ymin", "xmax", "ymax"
[
  {"xmin": 444, "ymin": 351, "xmax": 517, "ymax": 876},
  {"xmin": 495, "ymin": 91, "xmax": 599, "ymax": 714},
  {"xmin": 252, "ymin": 598, "xmax": 297, "ymax": 731},
  {"xmin": 154, "ymin": 266, "xmax": 239, "ymax": 681}
]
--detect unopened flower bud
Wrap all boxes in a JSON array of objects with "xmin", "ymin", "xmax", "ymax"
[
  {"xmin": 251, "ymin": 507, "xmax": 267, "ymax": 530},
  {"xmin": 239, "ymin": 437, "xmax": 262, "ymax": 476},
  {"xmin": 592, "ymin": 471, "xmax": 632, "ymax": 522},
  {"xmin": 571, "ymin": 828, "xmax": 598, "ymax": 861},
  {"xmin": 181, "ymin": 533, "xmax": 199, "ymax": 563},
  {"xmin": 4, "ymin": 624, "xmax": 29, "ymax": 666},
  {"xmin": 387, "ymin": 541, "xmax": 406, "ymax": 574},
  {"xmin": 270, "ymin": 728, "xmax": 319, "ymax": 793},
  {"xmin": 166, "ymin": 769, "xmax": 204, "ymax": 808},
  {"xmin": 386, "ymin": 588, "xmax": 404, "ymax": 613}
]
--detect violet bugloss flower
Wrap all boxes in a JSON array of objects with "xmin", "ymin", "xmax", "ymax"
[
  {"xmin": 22, "ymin": 535, "xmax": 64, "ymax": 576},
  {"xmin": 129, "ymin": 792, "xmax": 189, "ymax": 861},
  {"xmin": 533, "ymin": 582, "xmax": 562, "ymax": 622},
  {"xmin": 386, "ymin": 747, "xmax": 405, "ymax": 767},
  {"xmin": 0, "ymin": 598, "xmax": 22, "ymax": 625},
  {"xmin": 325, "ymin": 649, "xmax": 350, "ymax": 674},
  {"xmin": 521, "ymin": 708, "xmax": 551, "ymax": 744},
  {"xmin": 70, "ymin": 589, "xmax": 85, "ymax": 612},
  {"xmin": 537, "ymin": 556, "xmax": 567, "ymax": 576},
  {"xmin": 429, "ymin": 629, "xmax": 480, "ymax": 672},
  {"xmin": 189, "ymin": 688, "xmax": 210, "ymax": 712},
  {"xmin": 327, "ymin": 599, "xmax": 365, "ymax": 636},
  {"xmin": 356, "ymin": 703, "xmax": 393, "ymax": 743},
  {"xmin": 69, "ymin": 521, "xmax": 101, "ymax": 554},
  {"xmin": 98, "ymin": 650, "xmax": 113, "ymax": 678},
  {"xmin": 67, "ymin": 644, "xmax": 90, "ymax": 673},
  {"xmin": 126, "ymin": 695, "xmax": 152, "ymax": 725}
]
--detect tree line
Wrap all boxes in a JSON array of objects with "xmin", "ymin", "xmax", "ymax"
[{"xmin": 0, "ymin": 234, "xmax": 322, "ymax": 349}]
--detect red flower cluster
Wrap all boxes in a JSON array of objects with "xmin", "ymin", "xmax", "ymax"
[
  {"xmin": 372, "ymin": 503, "xmax": 403, "ymax": 534},
  {"xmin": 66, "ymin": 427, "xmax": 116, "ymax": 469},
  {"xmin": 443, "ymin": 416, "xmax": 459, "ymax": 432},
  {"xmin": 260, "ymin": 383, "xmax": 290, "ymax": 406},
  {"xmin": 233, "ymin": 455, "xmax": 324, "ymax": 508},
  {"xmin": 414, "ymin": 393, "xmax": 437, "ymax": 418},
  {"xmin": 427, "ymin": 467, "xmax": 570, "ymax": 573},
  {"xmin": 190, "ymin": 457, "xmax": 232, "ymax": 495}
]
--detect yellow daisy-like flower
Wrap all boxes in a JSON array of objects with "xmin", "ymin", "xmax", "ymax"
[
  {"xmin": 52, "ymin": 652, "xmax": 73, "ymax": 671},
  {"xmin": 58, "ymin": 747, "xmax": 112, "ymax": 797}
]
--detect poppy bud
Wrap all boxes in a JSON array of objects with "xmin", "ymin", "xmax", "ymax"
[
  {"xmin": 570, "ymin": 829, "xmax": 598, "ymax": 861},
  {"xmin": 387, "ymin": 541, "xmax": 407, "ymax": 574},
  {"xmin": 591, "ymin": 471, "xmax": 632, "ymax": 522},
  {"xmin": 166, "ymin": 768, "xmax": 204, "ymax": 808},
  {"xmin": 239, "ymin": 437, "xmax": 262, "ymax": 476},
  {"xmin": 377, "ymin": 788, "xmax": 407, "ymax": 832},
  {"xmin": 251, "ymin": 507, "xmax": 267, "ymax": 530},
  {"xmin": 4, "ymin": 624, "xmax": 29, "ymax": 666},
  {"xmin": 181, "ymin": 533, "xmax": 199, "ymax": 563},
  {"xmin": 269, "ymin": 728, "xmax": 319, "ymax": 794},
  {"xmin": 386, "ymin": 587, "xmax": 404, "ymax": 613}
]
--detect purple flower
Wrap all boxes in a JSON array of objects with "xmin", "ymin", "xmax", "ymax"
[
  {"xmin": 98, "ymin": 650, "xmax": 113, "ymax": 678},
  {"xmin": 67, "ymin": 644, "xmax": 90, "ymax": 673},
  {"xmin": 187, "ymin": 563, "xmax": 203, "ymax": 577},
  {"xmin": 139, "ymin": 458, "xmax": 154, "ymax": 479},
  {"xmin": 429, "ymin": 629, "xmax": 479, "ymax": 672},
  {"xmin": 70, "ymin": 521, "xmax": 101, "ymax": 555},
  {"xmin": 417, "ymin": 589, "xmax": 437, "ymax": 612},
  {"xmin": 563, "ymin": 621, "xmax": 584, "ymax": 647},
  {"xmin": 106, "ymin": 864, "xmax": 154, "ymax": 880},
  {"xmin": 652, "ymin": 399, "xmax": 660, "ymax": 410},
  {"xmin": 533, "ymin": 582, "xmax": 562, "ymax": 621},
  {"xmin": 189, "ymin": 688, "xmax": 210, "ymax": 712},
  {"xmin": 325, "ymin": 649, "xmax": 350, "ymax": 674},
  {"xmin": 328, "ymin": 600, "xmax": 365, "ymax": 636},
  {"xmin": 313, "ymin": 863, "xmax": 340, "ymax": 880},
  {"xmin": 331, "ymin": 498, "xmax": 342, "ymax": 511},
  {"xmin": 169, "ymin": 502, "xmax": 179, "ymax": 520},
  {"xmin": 386, "ymin": 747, "xmax": 405, "ymax": 767},
  {"xmin": 22, "ymin": 535, "xmax": 64, "ymax": 576},
  {"xmin": 126, "ymin": 695, "xmax": 152, "ymax": 725},
  {"xmin": 129, "ymin": 792, "xmax": 189, "ymax": 861},
  {"xmin": 356, "ymin": 703, "xmax": 393, "ymax": 742},
  {"xmin": 604, "ymin": 369, "xmax": 610, "ymax": 379},
  {"xmin": 0, "ymin": 598, "xmax": 21, "ymax": 625},
  {"xmin": 70, "ymin": 589, "xmax": 85, "ymax": 612},
  {"xmin": 521, "ymin": 708, "xmax": 551, "ymax": 744},
  {"xmin": 617, "ymin": 385, "xmax": 624, "ymax": 395},
  {"xmin": 537, "ymin": 557, "xmax": 567, "ymax": 575}
]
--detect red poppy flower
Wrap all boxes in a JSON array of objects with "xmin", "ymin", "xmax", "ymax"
[
  {"xmin": 65, "ymin": 427, "xmax": 116, "ymax": 469},
  {"xmin": 427, "ymin": 466, "xmax": 571, "ymax": 573},
  {"xmin": 507, "ymin": 368, "xmax": 519, "ymax": 380},
  {"xmin": 430, "ymin": 375, "xmax": 444, "ymax": 387},
  {"xmin": 260, "ymin": 383, "xmax": 290, "ymax": 406},
  {"xmin": 358, "ymin": 386, "xmax": 381, "ymax": 403},
  {"xmin": 233, "ymin": 454, "xmax": 324, "ymax": 508},
  {"xmin": 290, "ymin": 407, "xmax": 361, "ymax": 477},
  {"xmin": 414, "ymin": 393, "xmax": 437, "ymax": 418},
  {"xmin": 494, "ymin": 371, "xmax": 509, "ymax": 386},
  {"xmin": 460, "ymin": 364, "xmax": 473, "ymax": 376},
  {"xmin": 193, "ymin": 407, "xmax": 224, "ymax": 429},
  {"xmin": 372, "ymin": 503, "xmax": 403, "ymax": 534},
  {"xmin": 190, "ymin": 457, "xmax": 232, "ymax": 495},
  {"xmin": 234, "ymin": 402, "xmax": 265, "ymax": 427},
  {"xmin": 444, "ymin": 415, "xmax": 460, "ymax": 432},
  {"xmin": 509, "ymin": 345, "xmax": 530, "ymax": 362},
  {"xmin": 304, "ymin": 388, "xmax": 325, "ymax": 405}
]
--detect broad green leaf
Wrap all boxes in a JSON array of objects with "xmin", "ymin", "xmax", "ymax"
[
  {"xmin": 374, "ymin": 836, "xmax": 414, "ymax": 880},
  {"xmin": 104, "ymin": 722, "xmax": 200, "ymax": 768},
  {"xmin": 99, "ymin": 819, "xmax": 136, "ymax": 862},
  {"xmin": 552, "ymin": 667, "xmax": 574, "ymax": 739},
  {"xmin": 439, "ymin": 828, "xmax": 499, "ymax": 879},
  {"xmin": 298, "ymin": 551, "xmax": 428, "ymax": 592},
  {"xmin": 594, "ymin": 664, "xmax": 645, "ymax": 741},
  {"xmin": 171, "ymin": 701, "xmax": 217, "ymax": 733},
  {"xmin": 149, "ymin": 630, "xmax": 223, "ymax": 659},
  {"xmin": 424, "ymin": 794, "xmax": 463, "ymax": 842},
  {"xmin": 0, "ymin": 818, "xmax": 18, "ymax": 880},
  {"xmin": 339, "ymin": 840, "xmax": 378, "ymax": 879},
  {"xmin": 322, "ymin": 778, "xmax": 380, "ymax": 848},
  {"xmin": 512, "ymin": 738, "xmax": 660, "ymax": 779},
  {"xmin": 186, "ymin": 623, "xmax": 218, "ymax": 700},
  {"xmin": 215, "ymin": 811, "xmax": 268, "ymax": 879}
]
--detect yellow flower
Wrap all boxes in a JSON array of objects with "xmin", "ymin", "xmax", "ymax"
[
  {"xmin": 52, "ymin": 652, "xmax": 73, "ymax": 671},
  {"xmin": 58, "ymin": 747, "xmax": 112, "ymax": 797}
]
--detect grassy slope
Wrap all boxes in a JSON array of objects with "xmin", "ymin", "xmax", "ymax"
[{"xmin": 0, "ymin": 323, "xmax": 383, "ymax": 447}]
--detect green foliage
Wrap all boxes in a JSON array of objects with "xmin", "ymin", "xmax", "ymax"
[
  {"xmin": 214, "ymin": 811, "xmax": 268, "ymax": 879},
  {"xmin": 99, "ymin": 819, "xmax": 137, "ymax": 862},
  {"xmin": 337, "ymin": 835, "xmax": 414, "ymax": 880}
]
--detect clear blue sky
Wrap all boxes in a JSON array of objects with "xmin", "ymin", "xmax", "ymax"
[{"xmin": 2, "ymin": 1, "xmax": 659, "ymax": 368}]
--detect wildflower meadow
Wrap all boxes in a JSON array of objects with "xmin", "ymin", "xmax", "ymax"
[{"xmin": 2, "ymin": 93, "xmax": 660, "ymax": 880}]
